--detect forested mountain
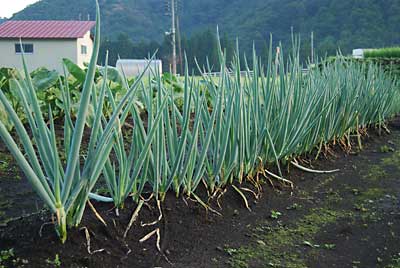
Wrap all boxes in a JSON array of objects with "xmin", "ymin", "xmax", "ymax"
[{"xmin": 11, "ymin": 0, "xmax": 400, "ymax": 70}]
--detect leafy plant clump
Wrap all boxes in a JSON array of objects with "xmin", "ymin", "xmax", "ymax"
[{"xmin": 364, "ymin": 47, "xmax": 400, "ymax": 59}]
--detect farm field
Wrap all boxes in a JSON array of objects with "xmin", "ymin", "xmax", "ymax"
[
  {"xmin": 0, "ymin": 3, "xmax": 400, "ymax": 268},
  {"xmin": 0, "ymin": 117, "xmax": 400, "ymax": 267}
]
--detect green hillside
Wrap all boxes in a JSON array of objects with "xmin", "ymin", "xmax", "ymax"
[{"xmin": 12, "ymin": 0, "xmax": 400, "ymax": 53}]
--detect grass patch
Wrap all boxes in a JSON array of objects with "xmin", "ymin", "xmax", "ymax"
[
  {"xmin": 361, "ymin": 188, "xmax": 386, "ymax": 200},
  {"xmin": 226, "ymin": 208, "xmax": 349, "ymax": 268},
  {"xmin": 227, "ymin": 162, "xmax": 393, "ymax": 268},
  {"xmin": 363, "ymin": 165, "xmax": 387, "ymax": 182},
  {"xmin": 382, "ymin": 150, "xmax": 400, "ymax": 167},
  {"xmin": 380, "ymin": 145, "xmax": 395, "ymax": 153},
  {"xmin": 386, "ymin": 253, "xmax": 400, "ymax": 268}
]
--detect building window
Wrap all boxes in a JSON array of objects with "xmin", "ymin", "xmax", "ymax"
[
  {"xmin": 15, "ymin": 43, "xmax": 34, "ymax": 54},
  {"xmin": 81, "ymin": 45, "xmax": 87, "ymax": 55}
]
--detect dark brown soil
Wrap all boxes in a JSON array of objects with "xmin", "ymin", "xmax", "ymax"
[{"xmin": 1, "ymin": 118, "xmax": 400, "ymax": 268}]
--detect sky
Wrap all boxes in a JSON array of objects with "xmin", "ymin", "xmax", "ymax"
[{"xmin": 0, "ymin": 0, "xmax": 39, "ymax": 18}]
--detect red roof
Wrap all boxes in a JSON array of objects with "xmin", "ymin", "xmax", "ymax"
[{"xmin": 0, "ymin": 21, "xmax": 95, "ymax": 39}]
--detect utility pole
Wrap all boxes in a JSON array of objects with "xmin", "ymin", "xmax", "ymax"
[
  {"xmin": 176, "ymin": 14, "xmax": 183, "ymax": 74},
  {"xmin": 171, "ymin": 0, "xmax": 177, "ymax": 75},
  {"xmin": 311, "ymin": 31, "xmax": 314, "ymax": 64}
]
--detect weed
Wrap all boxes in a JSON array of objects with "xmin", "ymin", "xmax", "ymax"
[
  {"xmin": 270, "ymin": 210, "xmax": 282, "ymax": 219},
  {"xmin": 379, "ymin": 145, "xmax": 394, "ymax": 153},
  {"xmin": 46, "ymin": 254, "xmax": 61, "ymax": 267},
  {"xmin": 286, "ymin": 203, "xmax": 302, "ymax": 210}
]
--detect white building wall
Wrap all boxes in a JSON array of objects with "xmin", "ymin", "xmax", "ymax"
[
  {"xmin": 0, "ymin": 32, "xmax": 93, "ymax": 74},
  {"xmin": 0, "ymin": 39, "xmax": 77, "ymax": 73},
  {"xmin": 76, "ymin": 32, "xmax": 94, "ymax": 68}
]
